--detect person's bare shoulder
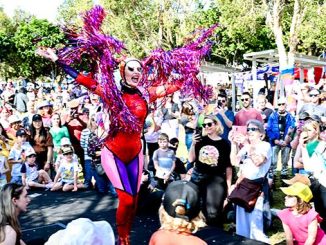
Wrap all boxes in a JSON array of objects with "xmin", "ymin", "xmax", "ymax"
[{"xmin": 2, "ymin": 225, "xmax": 17, "ymax": 244}]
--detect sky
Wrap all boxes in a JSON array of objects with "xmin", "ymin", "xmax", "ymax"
[{"xmin": 0, "ymin": 0, "xmax": 65, "ymax": 22}]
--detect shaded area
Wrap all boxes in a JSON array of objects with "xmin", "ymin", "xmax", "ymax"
[{"xmin": 21, "ymin": 190, "xmax": 267, "ymax": 244}]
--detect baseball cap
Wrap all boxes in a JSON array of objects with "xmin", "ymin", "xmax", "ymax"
[
  {"xmin": 37, "ymin": 101, "xmax": 53, "ymax": 110},
  {"xmin": 299, "ymin": 111, "xmax": 310, "ymax": 120},
  {"xmin": 60, "ymin": 137, "xmax": 71, "ymax": 146},
  {"xmin": 282, "ymin": 174, "xmax": 311, "ymax": 186},
  {"xmin": 62, "ymin": 146, "xmax": 74, "ymax": 155},
  {"xmin": 162, "ymin": 180, "xmax": 200, "ymax": 221},
  {"xmin": 308, "ymin": 114, "xmax": 322, "ymax": 124},
  {"xmin": 16, "ymin": 128, "xmax": 27, "ymax": 137},
  {"xmin": 280, "ymin": 182, "xmax": 313, "ymax": 203},
  {"xmin": 8, "ymin": 115, "xmax": 21, "ymax": 124},
  {"xmin": 32, "ymin": 114, "xmax": 42, "ymax": 122},
  {"xmin": 45, "ymin": 218, "xmax": 115, "ymax": 245},
  {"xmin": 25, "ymin": 148, "xmax": 36, "ymax": 157}
]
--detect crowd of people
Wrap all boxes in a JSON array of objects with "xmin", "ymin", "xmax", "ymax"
[{"xmin": 0, "ymin": 76, "xmax": 324, "ymax": 244}]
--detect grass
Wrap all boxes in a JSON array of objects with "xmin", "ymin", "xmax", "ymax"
[{"xmin": 266, "ymin": 173, "xmax": 288, "ymax": 245}]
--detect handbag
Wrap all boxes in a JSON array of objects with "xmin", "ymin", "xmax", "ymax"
[{"xmin": 228, "ymin": 176, "xmax": 266, "ymax": 212}]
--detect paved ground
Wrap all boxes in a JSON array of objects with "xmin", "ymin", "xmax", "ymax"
[{"xmin": 21, "ymin": 189, "xmax": 266, "ymax": 244}]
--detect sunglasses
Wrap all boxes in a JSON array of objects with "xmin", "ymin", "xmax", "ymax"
[
  {"xmin": 127, "ymin": 66, "xmax": 142, "ymax": 73},
  {"xmin": 241, "ymin": 98, "xmax": 250, "ymax": 102},
  {"xmin": 278, "ymin": 103, "xmax": 285, "ymax": 106},
  {"xmin": 218, "ymin": 100, "xmax": 226, "ymax": 103},
  {"xmin": 63, "ymin": 152, "xmax": 73, "ymax": 156},
  {"xmin": 247, "ymin": 127, "xmax": 259, "ymax": 132},
  {"xmin": 202, "ymin": 122, "xmax": 214, "ymax": 128},
  {"xmin": 309, "ymin": 94, "xmax": 319, "ymax": 97}
]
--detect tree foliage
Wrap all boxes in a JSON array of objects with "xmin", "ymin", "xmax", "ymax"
[
  {"xmin": 0, "ymin": 9, "xmax": 64, "ymax": 81},
  {"xmin": 0, "ymin": 0, "xmax": 325, "ymax": 81}
]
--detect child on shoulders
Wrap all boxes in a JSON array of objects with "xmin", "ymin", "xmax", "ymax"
[{"xmin": 21, "ymin": 148, "xmax": 53, "ymax": 189}]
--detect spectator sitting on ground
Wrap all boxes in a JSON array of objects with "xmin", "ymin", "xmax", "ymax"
[
  {"xmin": 21, "ymin": 148, "xmax": 53, "ymax": 190},
  {"xmin": 278, "ymin": 182, "xmax": 326, "ymax": 245},
  {"xmin": 0, "ymin": 183, "xmax": 30, "ymax": 245},
  {"xmin": 149, "ymin": 180, "xmax": 207, "ymax": 245},
  {"xmin": 51, "ymin": 145, "xmax": 84, "ymax": 192},
  {"xmin": 8, "ymin": 129, "xmax": 33, "ymax": 185}
]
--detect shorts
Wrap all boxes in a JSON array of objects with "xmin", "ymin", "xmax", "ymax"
[{"xmin": 0, "ymin": 178, "xmax": 7, "ymax": 189}]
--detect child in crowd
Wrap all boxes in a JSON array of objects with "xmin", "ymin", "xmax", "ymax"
[
  {"xmin": 51, "ymin": 146, "xmax": 83, "ymax": 192},
  {"xmin": 21, "ymin": 148, "xmax": 53, "ymax": 189},
  {"xmin": 153, "ymin": 133, "xmax": 176, "ymax": 190},
  {"xmin": 0, "ymin": 146, "xmax": 9, "ymax": 188},
  {"xmin": 278, "ymin": 182, "xmax": 326, "ymax": 245},
  {"xmin": 149, "ymin": 180, "xmax": 207, "ymax": 245},
  {"xmin": 54, "ymin": 137, "xmax": 80, "ymax": 174},
  {"xmin": 8, "ymin": 129, "xmax": 33, "ymax": 184}
]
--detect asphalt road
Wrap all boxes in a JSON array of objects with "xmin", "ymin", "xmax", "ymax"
[{"xmin": 20, "ymin": 189, "xmax": 266, "ymax": 245}]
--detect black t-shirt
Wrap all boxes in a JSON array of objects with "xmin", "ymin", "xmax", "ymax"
[
  {"xmin": 278, "ymin": 114, "xmax": 286, "ymax": 138},
  {"xmin": 194, "ymin": 135, "xmax": 232, "ymax": 175}
]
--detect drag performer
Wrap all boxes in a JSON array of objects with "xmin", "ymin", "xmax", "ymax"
[{"xmin": 37, "ymin": 6, "xmax": 216, "ymax": 244}]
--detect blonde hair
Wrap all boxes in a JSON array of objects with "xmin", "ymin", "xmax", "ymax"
[
  {"xmin": 303, "ymin": 120, "xmax": 321, "ymax": 139},
  {"xmin": 203, "ymin": 115, "xmax": 224, "ymax": 136},
  {"xmin": 158, "ymin": 206, "xmax": 206, "ymax": 234},
  {"xmin": 295, "ymin": 197, "xmax": 312, "ymax": 215}
]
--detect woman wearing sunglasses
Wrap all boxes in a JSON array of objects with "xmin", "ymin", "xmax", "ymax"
[
  {"xmin": 188, "ymin": 115, "xmax": 232, "ymax": 227},
  {"xmin": 229, "ymin": 119, "xmax": 271, "ymax": 243}
]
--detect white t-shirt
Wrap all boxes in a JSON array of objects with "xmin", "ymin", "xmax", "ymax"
[
  {"xmin": 238, "ymin": 141, "xmax": 272, "ymax": 180},
  {"xmin": 58, "ymin": 160, "xmax": 79, "ymax": 184}
]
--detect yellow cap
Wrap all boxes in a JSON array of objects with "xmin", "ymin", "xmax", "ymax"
[{"xmin": 280, "ymin": 182, "xmax": 313, "ymax": 203}]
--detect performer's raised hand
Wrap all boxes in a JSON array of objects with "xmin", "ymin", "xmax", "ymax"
[{"xmin": 35, "ymin": 47, "xmax": 58, "ymax": 62}]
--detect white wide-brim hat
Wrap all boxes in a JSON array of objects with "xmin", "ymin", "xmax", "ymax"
[{"xmin": 45, "ymin": 218, "xmax": 115, "ymax": 245}]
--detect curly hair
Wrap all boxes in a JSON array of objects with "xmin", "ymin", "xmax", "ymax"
[{"xmin": 158, "ymin": 206, "xmax": 206, "ymax": 234}]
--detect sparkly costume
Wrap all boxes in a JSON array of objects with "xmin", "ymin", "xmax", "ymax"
[
  {"xmin": 59, "ymin": 63, "xmax": 181, "ymax": 242},
  {"xmin": 53, "ymin": 5, "xmax": 216, "ymax": 244}
]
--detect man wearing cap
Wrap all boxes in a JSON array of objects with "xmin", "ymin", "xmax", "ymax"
[
  {"xmin": 299, "ymin": 88, "xmax": 326, "ymax": 124},
  {"xmin": 267, "ymin": 97, "xmax": 296, "ymax": 178}
]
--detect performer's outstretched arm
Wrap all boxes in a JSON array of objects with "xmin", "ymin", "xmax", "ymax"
[
  {"xmin": 148, "ymin": 79, "xmax": 183, "ymax": 103},
  {"xmin": 36, "ymin": 48, "xmax": 105, "ymax": 97}
]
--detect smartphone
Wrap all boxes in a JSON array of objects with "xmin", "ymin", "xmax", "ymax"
[
  {"xmin": 195, "ymin": 127, "xmax": 202, "ymax": 137},
  {"xmin": 217, "ymin": 100, "xmax": 223, "ymax": 108},
  {"xmin": 232, "ymin": 126, "xmax": 247, "ymax": 135}
]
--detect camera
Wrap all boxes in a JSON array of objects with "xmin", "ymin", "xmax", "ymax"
[{"xmin": 217, "ymin": 100, "xmax": 223, "ymax": 108}]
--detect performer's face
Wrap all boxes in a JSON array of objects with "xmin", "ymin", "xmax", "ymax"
[{"xmin": 124, "ymin": 60, "xmax": 142, "ymax": 87}]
